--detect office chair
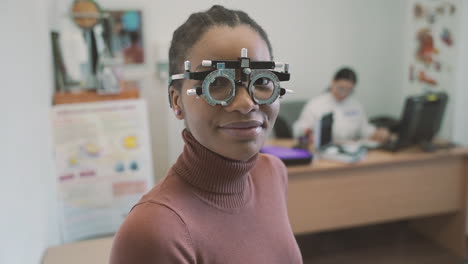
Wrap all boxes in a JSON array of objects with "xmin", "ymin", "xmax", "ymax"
[{"xmin": 274, "ymin": 116, "xmax": 293, "ymax": 138}]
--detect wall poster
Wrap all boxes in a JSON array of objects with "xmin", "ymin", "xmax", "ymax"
[{"xmin": 52, "ymin": 99, "xmax": 154, "ymax": 243}]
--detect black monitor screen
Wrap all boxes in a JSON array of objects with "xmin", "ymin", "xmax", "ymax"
[
  {"xmin": 393, "ymin": 95, "xmax": 424, "ymax": 150},
  {"xmin": 413, "ymin": 92, "xmax": 448, "ymax": 145},
  {"xmin": 390, "ymin": 92, "xmax": 448, "ymax": 151},
  {"xmin": 320, "ymin": 112, "xmax": 333, "ymax": 147},
  {"xmin": 313, "ymin": 112, "xmax": 333, "ymax": 150}
]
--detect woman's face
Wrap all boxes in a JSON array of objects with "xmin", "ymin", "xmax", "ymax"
[
  {"xmin": 170, "ymin": 25, "xmax": 279, "ymax": 161},
  {"xmin": 330, "ymin": 79, "xmax": 354, "ymax": 102}
]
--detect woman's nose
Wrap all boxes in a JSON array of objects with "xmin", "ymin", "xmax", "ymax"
[{"xmin": 224, "ymin": 83, "xmax": 259, "ymax": 114}]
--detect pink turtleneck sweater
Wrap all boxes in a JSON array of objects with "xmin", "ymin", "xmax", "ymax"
[{"xmin": 110, "ymin": 130, "xmax": 302, "ymax": 264}]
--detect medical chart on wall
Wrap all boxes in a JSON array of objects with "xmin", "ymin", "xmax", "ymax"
[
  {"xmin": 405, "ymin": 0, "xmax": 461, "ymax": 139},
  {"xmin": 408, "ymin": 0, "xmax": 459, "ymax": 92},
  {"xmin": 52, "ymin": 99, "xmax": 154, "ymax": 243}
]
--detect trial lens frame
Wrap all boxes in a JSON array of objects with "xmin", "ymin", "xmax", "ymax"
[{"xmin": 168, "ymin": 48, "xmax": 292, "ymax": 107}]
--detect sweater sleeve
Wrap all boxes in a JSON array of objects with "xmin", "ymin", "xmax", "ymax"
[
  {"xmin": 109, "ymin": 202, "xmax": 196, "ymax": 264},
  {"xmin": 357, "ymin": 103, "xmax": 376, "ymax": 139}
]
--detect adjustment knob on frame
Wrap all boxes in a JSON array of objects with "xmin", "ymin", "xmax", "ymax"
[
  {"xmin": 184, "ymin": 61, "xmax": 191, "ymax": 71},
  {"xmin": 241, "ymin": 48, "xmax": 248, "ymax": 57},
  {"xmin": 187, "ymin": 86, "xmax": 202, "ymax": 97},
  {"xmin": 279, "ymin": 88, "xmax": 294, "ymax": 98},
  {"xmin": 202, "ymin": 60, "xmax": 212, "ymax": 67},
  {"xmin": 187, "ymin": 89, "xmax": 197, "ymax": 96}
]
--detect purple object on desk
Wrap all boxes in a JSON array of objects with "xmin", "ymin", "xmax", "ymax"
[{"xmin": 260, "ymin": 146, "xmax": 313, "ymax": 166}]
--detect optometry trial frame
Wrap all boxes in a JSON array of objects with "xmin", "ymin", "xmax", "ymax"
[{"xmin": 168, "ymin": 48, "xmax": 293, "ymax": 107}]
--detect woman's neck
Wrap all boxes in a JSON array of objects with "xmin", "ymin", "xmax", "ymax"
[{"xmin": 172, "ymin": 129, "xmax": 258, "ymax": 209}]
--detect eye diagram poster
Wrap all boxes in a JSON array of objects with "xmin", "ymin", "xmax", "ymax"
[{"xmin": 52, "ymin": 99, "xmax": 153, "ymax": 243}]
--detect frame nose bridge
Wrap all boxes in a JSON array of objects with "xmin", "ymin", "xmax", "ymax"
[{"xmin": 226, "ymin": 82, "xmax": 258, "ymax": 113}]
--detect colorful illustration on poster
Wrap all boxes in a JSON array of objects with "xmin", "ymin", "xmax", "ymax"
[
  {"xmin": 408, "ymin": 1, "xmax": 457, "ymax": 89},
  {"xmin": 416, "ymin": 28, "xmax": 438, "ymax": 65},
  {"xmin": 418, "ymin": 70, "xmax": 437, "ymax": 85},
  {"xmin": 441, "ymin": 28, "xmax": 453, "ymax": 46},
  {"xmin": 414, "ymin": 3, "xmax": 425, "ymax": 19}
]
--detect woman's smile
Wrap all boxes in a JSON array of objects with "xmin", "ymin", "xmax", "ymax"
[{"xmin": 219, "ymin": 120, "xmax": 264, "ymax": 139}]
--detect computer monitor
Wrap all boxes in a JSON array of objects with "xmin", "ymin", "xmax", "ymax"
[
  {"xmin": 313, "ymin": 112, "xmax": 333, "ymax": 150},
  {"xmin": 391, "ymin": 95, "xmax": 424, "ymax": 150},
  {"xmin": 413, "ymin": 92, "xmax": 448, "ymax": 150},
  {"xmin": 385, "ymin": 92, "xmax": 448, "ymax": 152}
]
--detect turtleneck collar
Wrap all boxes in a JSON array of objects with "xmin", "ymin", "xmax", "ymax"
[{"xmin": 172, "ymin": 130, "xmax": 258, "ymax": 209}]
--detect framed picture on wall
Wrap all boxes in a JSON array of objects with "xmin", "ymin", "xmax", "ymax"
[{"xmin": 107, "ymin": 10, "xmax": 145, "ymax": 65}]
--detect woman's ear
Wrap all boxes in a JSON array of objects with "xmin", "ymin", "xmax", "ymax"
[{"xmin": 170, "ymin": 86, "xmax": 184, "ymax": 120}]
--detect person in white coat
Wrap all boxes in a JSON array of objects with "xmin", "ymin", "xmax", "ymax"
[{"xmin": 293, "ymin": 67, "xmax": 389, "ymax": 144}]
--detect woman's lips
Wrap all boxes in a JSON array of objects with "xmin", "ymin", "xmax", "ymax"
[{"xmin": 219, "ymin": 120, "xmax": 264, "ymax": 139}]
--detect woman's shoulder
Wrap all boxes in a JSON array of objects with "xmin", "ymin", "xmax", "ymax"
[
  {"xmin": 304, "ymin": 92, "xmax": 334, "ymax": 110},
  {"xmin": 255, "ymin": 153, "xmax": 288, "ymax": 184},
  {"xmin": 257, "ymin": 153, "xmax": 286, "ymax": 170},
  {"xmin": 123, "ymin": 201, "xmax": 190, "ymax": 243},
  {"xmin": 343, "ymin": 95, "xmax": 363, "ymax": 108},
  {"xmin": 110, "ymin": 201, "xmax": 195, "ymax": 263},
  {"xmin": 137, "ymin": 171, "xmax": 193, "ymax": 208},
  {"xmin": 314, "ymin": 92, "xmax": 333, "ymax": 103}
]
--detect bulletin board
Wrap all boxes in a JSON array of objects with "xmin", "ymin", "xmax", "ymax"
[{"xmin": 51, "ymin": 99, "xmax": 153, "ymax": 243}]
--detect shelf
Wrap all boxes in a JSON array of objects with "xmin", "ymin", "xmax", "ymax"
[{"xmin": 53, "ymin": 81, "xmax": 139, "ymax": 105}]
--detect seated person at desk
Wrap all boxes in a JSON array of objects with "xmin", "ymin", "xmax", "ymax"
[{"xmin": 293, "ymin": 67, "xmax": 390, "ymax": 144}]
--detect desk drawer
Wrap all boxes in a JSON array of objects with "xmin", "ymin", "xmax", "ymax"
[{"xmin": 288, "ymin": 157, "xmax": 464, "ymax": 234}]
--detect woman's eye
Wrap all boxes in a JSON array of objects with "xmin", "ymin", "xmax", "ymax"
[
  {"xmin": 254, "ymin": 78, "xmax": 270, "ymax": 86},
  {"xmin": 211, "ymin": 78, "xmax": 229, "ymax": 87}
]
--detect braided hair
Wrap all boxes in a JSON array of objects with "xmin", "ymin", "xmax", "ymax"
[{"xmin": 168, "ymin": 5, "xmax": 273, "ymax": 94}]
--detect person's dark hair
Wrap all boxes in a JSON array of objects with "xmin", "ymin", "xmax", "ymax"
[
  {"xmin": 333, "ymin": 67, "xmax": 358, "ymax": 84},
  {"xmin": 168, "ymin": 5, "xmax": 273, "ymax": 92}
]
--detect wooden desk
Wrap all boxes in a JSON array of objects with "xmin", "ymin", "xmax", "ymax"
[
  {"xmin": 42, "ymin": 237, "xmax": 113, "ymax": 264},
  {"xmin": 281, "ymin": 144, "xmax": 468, "ymax": 258}
]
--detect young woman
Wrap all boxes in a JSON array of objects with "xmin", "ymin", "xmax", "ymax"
[
  {"xmin": 110, "ymin": 5, "xmax": 302, "ymax": 263},
  {"xmin": 293, "ymin": 67, "xmax": 390, "ymax": 143}
]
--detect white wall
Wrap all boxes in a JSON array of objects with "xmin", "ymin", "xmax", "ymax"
[
  {"xmin": 0, "ymin": 1, "xmax": 56, "ymax": 263},
  {"xmin": 453, "ymin": 0, "xmax": 468, "ymax": 146}
]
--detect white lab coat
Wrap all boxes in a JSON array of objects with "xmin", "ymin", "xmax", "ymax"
[{"xmin": 292, "ymin": 92, "xmax": 376, "ymax": 142}]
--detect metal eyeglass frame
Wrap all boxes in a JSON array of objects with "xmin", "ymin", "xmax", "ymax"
[{"xmin": 168, "ymin": 48, "xmax": 293, "ymax": 107}]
